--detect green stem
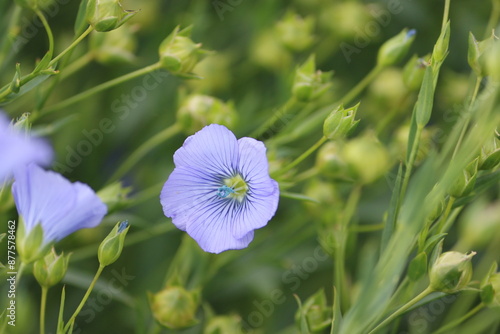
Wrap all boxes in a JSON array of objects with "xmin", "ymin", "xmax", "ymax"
[
  {"xmin": 16, "ymin": 262, "xmax": 26, "ymax": 288},
  {"xmin": 400, "ymin": 125, "xmax": 423, "ymax": 204},
  {"xmin": 484, "ymin": 0, "xmax": 500, "ymax": 37},
  {"xmin": 40, "ymin": 286, "xmax": 48, "ymax": 334},
  {"xmin": 108, "ymin": 123, "xmax": 182, "ymax": 183},
  {"xmin": 271, "ymin": 136, "xmax": 327, "ymax": 178},
  {"xmin": 369, "ymin": 286, "xmax": 434, "ymax": 334},
  {"xmin": 442, "ymin": 0, "xmax": 451, "ymax": 29},
  {"xmin": 250, "ymin": 97, "xmax": 298, "ymax": 138},
  {"xmin": 432, "ymin": 303, "xmax": 484, "ymax": 334},
  {"xmin": 344, "ymin": 65, "xmax": 384, "ymax": 105},
  {"xmin": 48, "ymin": 26, "xmax": 93, "ymax": 68},
  {"xmin": 35, "ymin": 10, "xmax": 54, "ymax": 59},
  {"xmin": 64, "ymin": 265, "xmax": 105, "ymax": 332},
  {"xmin": 40, "ymin": 62, "xmax": 163, "ymax": 116}
]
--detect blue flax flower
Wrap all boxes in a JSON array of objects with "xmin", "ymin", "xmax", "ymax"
[
  {"xmin": 160, "ymin": 124, "xmax": 279, "ymax": 253},
  {"xmin": 0, "ymin": 111, "xmax": 53, "ymax": 181},
  {"xmin": 12, "ymin": 164, "xmax": 108, "ymax": 245}
]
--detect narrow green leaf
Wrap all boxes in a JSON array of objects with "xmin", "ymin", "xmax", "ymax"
[
  {"xmin": 57, "ymin": 286, "xmax": 66, "ymax": 334},
  {"xmin": 380, "ymin": 163, "xmax": 404, "ymax": 252},
  {"xmin": 406, "ymin": 106, "xmax": 418, "ymax": 163},
  {"xmin": 423, "ymin": 233, "xmax": 447, "ymax": 255},
  {"xmin": 74, "ymin": 0, "xmax": 89, "ymax": 36},
  {"xmin": 408, "ymin": 252, "xmax": 428, "ymax": 281},
  {"xmin": 331, "ymin": 287, "xmax": 342, "ymax": 334},
  {"xmin": 415, "ymin": 65, "xmax": 435, "ymax": 127},
  {"xmin": 33, "ymin": 52, "xmax": 53, "ymax": 73}
]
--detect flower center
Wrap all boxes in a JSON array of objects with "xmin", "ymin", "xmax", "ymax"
[{"xmin": 216, "ymin": 174, "xmax": 248, "ymax": 202}]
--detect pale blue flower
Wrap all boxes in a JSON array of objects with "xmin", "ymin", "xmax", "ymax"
[
  {"xmin": 0, "ymin": 111, "xmax": 53, "ymax": 181},
  {"xmin": 12, "ymin": 164, "xmax": 107, "ymax": 244},
  {"xmin": 160, "ymin": 124, "xmax": 279, "ymax": 253}
]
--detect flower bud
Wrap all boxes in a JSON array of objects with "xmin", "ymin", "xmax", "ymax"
[
  {"xmin": 250, "ymin": 30, "xmax": 292, "ymax": 71},
  {"xmin": 204, "ymin": 315, "xmax": 244, "ymax": 334},
  {"xmin": 323, "ymin": 104, "xmax": 360, "ymax": 140},
  {"xmin": 448, "ymin": 158, "xmax": 478, "ymax": 198},
  {"xmin": 484, "ymin": 39, "xmax": 500, "ymax": 81},
  {"xmin": 90, "ymin": 25, "xmax": 137, "ymax": 65},
  {"xmin": 403, "ymin": 54, "xmax": 429, "ymax": 91},
  {"xmin": 369, "ymin": 68, "xmax": 406, "ymax": 104},
  {"xmin": 86, "ymin": 0, "xmax": 138, "ymax": 32},
  {"xmin": 275, "ymin": 11, "xmax": 315, "ymax": 52},
  {"xmin": 97, "ymin": 182, "xmax": 131, "ymax": 213},
  {"xmin": 377, "ymin": 29, "xmax": 416, "ymax": 67},
  {"xmin": 177, "ymin": 94, "xmax": 237, "ymax": 134},
  {"xmin": 319, "ymin": 2, "xmax": 372, "ymax": 39},
  {"xmin": 292, "ymin": 55, "xmax": 332, "ymax": 102},
  {"xmin": 430, "ymin": 251, "xmax": 476, "ymax": 293},
  {"xmin": 468, "ymin": 32, "xmax": 497, "ymax": 77},
  {"xmin": 17, "ymin": 219, "xmax": 49, "ymax": 264},
  {"xmin": 479, "ymin": 135, "xmax": 500, "ymax": 170},
  {"xmin": 342, "ymin": 132, "xmax": 391, "ymax": 184},
  {"xmin": 98, "ymin": 220, "xmax": 130, "ymax": 267},
  {"xmin": 459, "ymin": 199, "xmax": 500, "ymax": 249},
  {"xmin": 33, "ymin": 248, "xmax": 70, "ymax": 288},
  {"xmin": 432, "ymin": 21, "xmax": 450, "ymax": 64},
  {"xmin": 295, "ymin": 289, "xmax": 331, "ymax": 333},
  {"xmin": 149, "ymin": 286, "xmax": 200, "ymax": 329},
  {"xmin": 158, "ymin": 26, "xmax": 209, "ymax": 77},
  {"xmin": 315, "ymin": 142, "xmax": 350, "ymax": 180}
]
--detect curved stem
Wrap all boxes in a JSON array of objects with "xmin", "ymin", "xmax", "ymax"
[
  {"xmin": 369, "ymin": 286, "xmax": 434, "ymax": 334},
  {"xmin": 272, "ymin": 136, "xmax": 327, "ymax": 178},
  {"xmin": 48, "ymin": 26, "xmax": 93, "ymax": 68},
  {"xmin": 35, "ymin": 10, "xmax": 54, "ymax": 59},
  {"xmin": 108, "ymin": 122, "xmax": 182, "ymax": 183},
  {"xmin": 64, "ymin": 265, "xmax": 105, "ymax": 332},
  {"xmin": 40, "ymin": 62, "xmax": 163, "ymax": 115},
  {"xmin": 432, "ymin": 303, "xmax": 484, "ymax": 334},
  {"xmin": 40, "ymin": 286, "xmax": 48, "ymax": 334}
]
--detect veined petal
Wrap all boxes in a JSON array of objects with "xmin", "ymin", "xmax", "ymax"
[
  {"xmin": 173, "ymin": 124, "xmax": 239, "ymax": 177},
  {"xmin": 186, "ymin": 199, "xmax": 255, "ymax": 253},
  {"xmin": 160, "ymin": 166, "xmax": 219, "ymax": 230}
]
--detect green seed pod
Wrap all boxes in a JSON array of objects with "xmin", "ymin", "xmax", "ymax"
[
  {"xmin": 430, "ymin": 251, "xmax": 476, "ymax": 293},
  {"xmin": 315, "ymin": 141, "xmax": 350, "ymax": 180},
  {"xmin": 177, "ymin": 94, "xmax": 238, "ymax": 135},
  {"xmin": 149, "ymin": 286, "xmax": 200, "ymax": 329},
  {"xmin": 432, "ymin": 21, "xmax": 450, "ymax": 64},
  {"xmin": 292, "ymin": 55, "xmax": 332, "ymax": 102},
  {"xmin": 33, "ymin": 248, "xmax": 70, "ymax": 288},
  {"xmin": 323, "ymin": 104, "xmax": 360, "ymax": 140},
  {"xmin": 90, "ymin": 25, "xmax": 137, "ymax": 65},
  {"xmin": 275, "ymin": 11, "xmax": 315, "ymax": 52},
  {"xmin": 86, "ymin": 0, "xmax": 137, "ymax": 32},
  {"xmin": 98, "ymin": 221, "xmax": 130, "ymax": 267},
  {"xmin": 377, "ymin": 29, "xmax": 416, "ymax": 67},
  {"xmin": 158, "ymin": 26, "xmax": 209, "ymax": 77},
  {"xmin": 403, "ymin": 54, "xmax": 429, "ymax": 91}
]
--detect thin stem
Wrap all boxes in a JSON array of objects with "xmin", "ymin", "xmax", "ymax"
[
  {"xmin": 35, "ymin": 10, "xmax": 54, "ymax": 59},
  {"xmin": 40, "ymin": 62, "xmax": 163, "ymax": 115},
  {"xmin": 64, "ymin": 265, "xmax": 105, "ymax": 332},
  {"xmin": 250, "ymin": 97, "xmax": 298, "ymax": 138},
  {"xmin": 369, "ymin": 287, "xmax": 434, "ymax": 334},
  {"xmin": 432, "ymin": 303, "xmax": 484, "ymax": 334},
  {"xmin": 400, "ymin": 125, "xmax": 423, "ymax": 204},
  {"xmin": 272, "ymin": 136, "xmax": 327, "ymax": 178},
  {"xmin": 484, "ymin": 0, "xmax": 500, "ymax": 38},
  {"xmin": 108, "ymin": 123, "xmax": 182, "ymax": 183},
  {"xmin": 16, "ymin": 262, "xmax": 26, "ymax": 288},
  {"xmin": 48, "ymin": 26, "xmax": 93, "ymax": 67},
  {"xmin": 40, "ymin": 286, "xmax": 48, "ymax": 334},
  {"xmin": 442, "ymin": 0, "xmax": 451, "ymax": 30}
]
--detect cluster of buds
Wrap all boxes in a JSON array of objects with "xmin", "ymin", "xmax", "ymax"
[
  {"xmin": 177, "ymin": 94, "xmax": 237, "ymax": 134},
  {"xmin": 292, "ymin": 55, "xmax": 332, "ymax": 102}
]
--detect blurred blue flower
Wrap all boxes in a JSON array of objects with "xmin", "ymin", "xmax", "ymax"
[
  {"xmin": 12, "ymin": 164, "xmax": 108, "ymax": 244},
  {"xmin": 160, "ymin": 124, "xmax": 279, "ymax": 254},
  {"xmin": 0, "ymin": 112, "xmax": 53, "ymax": 181}
]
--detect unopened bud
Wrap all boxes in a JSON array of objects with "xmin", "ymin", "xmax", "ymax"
[
  {"xmin": 430, "ymin": 251, "xmax": 476, "ymax": 293},
  {"xmin": 481, "ymin": 264, "xmax": 500, "ymax": 308},
  {"xmin": 177, "ymin": 94, "xmax": 237, "ymax": 134},
  {"xmin": 98, "ymin": 220, "xmax": 130, "ymax": 267},
  {"xmin": 275, "ymin": 11, "xmax": 315, "ymax": 52},
  {"xmin": 17, "ymin": 219, "xmax": 49, "ymax": 264},
  {"xmin": 292, "ymin": 55, "xmax": 332, "ymax": 102},
  {"xmin": 158, "ymin": 26, "xmax": 209, "ymax": 77},
  {"xmin": 97, "ymin": 182, "xmax": 131, "ymax": 213},
  {"xmin": 484, "ymin": 39, "xmax": 500, "ymax": 81},
  {"xmin": 149, "ymin": 286, "xmax": 200, "ymax": 329},
  {"xmin": 323, "ymin": 104, "xmax": 359, "ymax": 140},
  {"xmin": 377, "ymin": 29, "xmax": 416, "ymax": 67},
  {"xmin": 432, "ymin": 21, "xmax": 450, "ymax": 64},
  {"xmin": 316, "ymin": 142, "xmax": 350, "ymax": 180},
  {"xmin": 403, "ymin": 55, "xmax": 429, "ymax": 91},
  {"xmin": 86, "ymin": 0, "xmax": 137, "ymax": 32},
  {"xmin": 204, "ymin": 315, "xmax": 244, "ymax": 334},
  {"xmin": 479, "ymin": 135, "xmax": 500, "ymax": 170},
  {"xmin": 33, "ymin": 248, "xmax": 70, "ymax": 288},
  {"xmin": 90, "ymin": 25, "xmax": 137, "ymax": 65}
]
